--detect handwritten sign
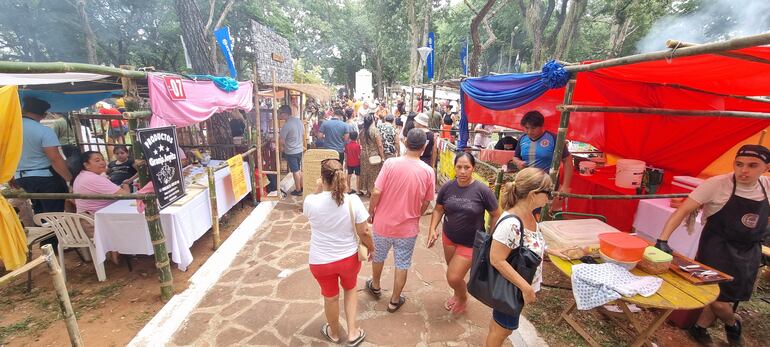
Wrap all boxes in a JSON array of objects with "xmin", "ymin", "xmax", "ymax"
[
  {"xmin": 227, "ymin": 155, "xmax": 247, "ymax": 198},
  {"xmin": 163, "ymin": 76, "xmax": 186, "ymax": 100},
  {"xmin": 135, "ymin": 126, "xmax": 185, "ymax": 209}
]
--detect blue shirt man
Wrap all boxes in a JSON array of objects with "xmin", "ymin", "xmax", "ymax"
[
  {"xmin": 513, "ymin": 111, "xmax": 573, "ymax": 192},
  {"xmin": 319, "ymin": 114, "xmax": 350, "ymax": 161}
]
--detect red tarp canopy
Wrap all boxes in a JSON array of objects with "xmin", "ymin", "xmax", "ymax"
[{"xmin": 465, "ymin": 47, "xmax": 770, "ymax": 176}]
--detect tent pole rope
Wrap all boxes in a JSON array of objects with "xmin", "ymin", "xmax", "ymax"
[
  {"xmin": 666, "ymin": 40, "xmax": 770, "ymax": 66},
  {"xmin": 565, "ymin": 32, "xmax": 770, "ymax": 73},
  {"xmin": 541, "ymin": 79, "xmax": 576, "ymax": 222},
  {"xmin": 557, "ymin": 105, "xmax": 770, "ymax": 119}
]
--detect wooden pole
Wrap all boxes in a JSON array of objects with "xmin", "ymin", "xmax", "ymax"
[
  {"xmin": 207, "ymin": 166, "xmax": 221, "ymax": 249},
  {"xmin": 0, "ymin": 256, "xmax": 46, "ymax": 286},
  {"xmin": 143, "ymin": 196, "xmax": 174, "ymax": 301},
  {"xmin": 430, "ymin": 83, "xmax": 437, "ymax": 127},
  {"xmin": 70, "ymin": 112, "xmax": 85, "ymax": 153},
  {"xmin": 565, "ymin": 32, "xmax": 770, "ymax": 73},
  {"xmin": 254, "ymin": 63, "xmax": 265, "ymax": 202},
  {"xmin": 40, "ymin": 245, "xmax": 83, "ymax": 347},
  {"xmin": 557, "ymin": 105, "xmax": 770, "ymax": 120},
  {"xmin": 300, "ymin": 92, "xmax": 307, "ymax": 151},
  {"xmin": 494, "ymin": 170, "xmax": 504, "ymax": 200},
  {"xmin": 666, "ymin": 39, "xmax": 770, "ymax": 66},
  {"xmin": 247, "ymin": 149, "xmax": 258, "ymax": 205},
  {"xmin": 122, "ymin": 110, "xmax": 153, "ymax": 120},
  {"xmin": 542, "ymin": 80, "xmax": 576, "ymax": 221},
  {"xmin": 0, "ymin": 61, "xmax": 146, "ymax": 78},
  {"xmin": 272, "ymin": 70, "xmax": 281, "ymax": 188},
  {"xmin": 760, "ymin": 130, "xmax": 768, "ymax": 146},
  {"xmin": 1, "ymin": 190, "xmax": 153, "ymax": 200},
  {"xmin": 410, "ymin": 86, "xmax": 415, "ymax": 112}
]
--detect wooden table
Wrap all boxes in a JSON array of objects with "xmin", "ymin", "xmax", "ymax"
[{"xmin": 550, "ymin": 255, "xmax": 720, "ymax": 347}]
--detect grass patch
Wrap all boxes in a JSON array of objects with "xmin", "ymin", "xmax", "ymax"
[
  {"xmin": 0, "ymin": 315, "xmax": 57, "ymax": 344},
  {"xmin": 74, "ymin": 280, "xmax": 127, "ymax": 312}
]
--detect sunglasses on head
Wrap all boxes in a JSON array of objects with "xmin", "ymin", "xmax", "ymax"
[
  {"xmin": 536, "ymin": 189, "xmax": 553, "ymax": 196},
  {"xmin": 322, "ymin": 158, "xmax": 341, "ymax": 165}
]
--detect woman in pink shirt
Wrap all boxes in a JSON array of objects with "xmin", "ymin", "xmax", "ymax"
[{"xmin": 72, "ymin": 151, "xmax": 130, "ymax": 215}]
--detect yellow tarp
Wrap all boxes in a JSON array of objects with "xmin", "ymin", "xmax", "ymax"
[{"xmin": 0, "ymin": 85, "xmax": 27, "ymax": 270}]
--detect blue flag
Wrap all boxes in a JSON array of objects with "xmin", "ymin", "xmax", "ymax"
[
  {"xmin": 214, "ymin": 26, "xmax": 237, "ymax": 79},
  {"xmin": 460, "ymin": 39, "xmax": 468, "ymax": 75},
  {"xmin": 427, "ymin": 32, "xmax": 435, "ymax": 80}
]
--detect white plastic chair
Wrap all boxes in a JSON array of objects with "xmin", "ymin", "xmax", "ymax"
[{"xmin": 33, "ymin": 212, "xmax": 106, "ymax": 282}]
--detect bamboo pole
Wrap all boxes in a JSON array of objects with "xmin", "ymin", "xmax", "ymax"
[
  {"xmin": 565, "ymin": 32, "xmax": 770, "ymax": 73},
  {"xmin": 0, "ymin": 256, "xmax": 46, "ymax": 286},
  {"xmin": 143, "ymin": 196, "xmax": 174, "ymax": 301},
  {"xmin": 272, "ymin": 70, "xmax": 282, "ymax": 190},
  {"xmin": 247, "ymin": 149, "xmax": 258, "ymax": 205},
  {"xmin": 410, "ymin": 86, "xmax": 415, "ymax": 112},
  {"xmin": 300, "ymin": 92, "xmax": 307, "ymax": 151},
  {"xmin": 0, "ymin": 61, "xmax": 146, "ymax": 78},
  {"xmin": 254, "ymin": 66, "xmax": 265, "ymax": 202},
  {"xmin": 554, "ymin": 192, "xmax": 689, "ymax": 200},
  {"xmin": 40, "ymin": 245, "xmax": 83, "ymax": 347},
  {"xmin": 542, "ymin": 80, "xmax": 576, "ymax": 222},
  {"xmin": 1, "ymin": 190, "xmax": 153, "ymax": 200},
  {"xmin": 666, "ymin": 39, "xmax": 770, "ymax": 66},
  {"xmin": 494, "ymin": 170, "xmax": 504, "ymax": 200},
  {"xmin": 760, "ymin": 130, "xmax": 767, "ymax": 146},
  {"xmin": 207, "ymin": 166, "xmax": 221, "ymax": 249},
  {"xmin": 430, "ymin": 83, "xmax": 437, "ymax": 126},
  {"xmin": 70, "ymin": 112, "xmax": 85, "ymax": 153},
  {"xmin": 557, "ymin": 105, "xmax": 770, "ymax": 119},
  {"xmin": 122, "ymin": 110, "xmax": 153, "ymax": 120}
]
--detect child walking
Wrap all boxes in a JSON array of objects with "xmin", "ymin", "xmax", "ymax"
[{"xmin": 345, "ymin": 132, "xmax": 362, "ymax": 194}]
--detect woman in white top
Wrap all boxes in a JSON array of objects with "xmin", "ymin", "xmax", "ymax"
[
  {"xmin": 303, "ymin": 158, "xmax": 374, "ymax": 347},
  {"xmin": 486, "ymin": 167, "xmax": 554, "ymax": 347}
]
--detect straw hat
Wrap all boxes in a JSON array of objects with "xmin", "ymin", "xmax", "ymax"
[{"xmin": 415, "ymin": 112, "xmax": 430, "ymax": 127}]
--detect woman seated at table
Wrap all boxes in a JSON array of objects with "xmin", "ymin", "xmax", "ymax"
[{"xmin": 72, "ymin": 151, "xmax": 130, "ymax": 264}]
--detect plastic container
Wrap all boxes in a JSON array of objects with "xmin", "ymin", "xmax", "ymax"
[
  {"xmin": 615, "ymin": 159, "xmax": 646, "ymax": 188},
  {"xmin": 599, "ymin": 250, "xmax": 638, "ymax": 270},
  {"xmin": 598, "ymin": 233, "xmax": 648, "ymax": 262},
  {"xmin": 579, "ymin": 161, "xmax": 597, "ymax": 176},
  {"xmin": 637, "ymin": 246, "xmax": 673, "ymax": 274}
]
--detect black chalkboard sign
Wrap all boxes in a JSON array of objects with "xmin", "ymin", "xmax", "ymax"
[{"xmin": 135, "ymin": 126, "xmax": 185, "ymax": 209}]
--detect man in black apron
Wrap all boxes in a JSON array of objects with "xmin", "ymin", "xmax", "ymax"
[{"xmin": 656, "ymin": 145, "xmax": 770, "ymax": 345}]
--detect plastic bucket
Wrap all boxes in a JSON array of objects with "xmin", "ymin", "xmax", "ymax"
[
  {"xmin": 615, "ymin": 159, "xmax": 645, "ymax": 188},
  {"xmin": 578, "ymin": 161, "xmax": 597, "ymax": 176}
]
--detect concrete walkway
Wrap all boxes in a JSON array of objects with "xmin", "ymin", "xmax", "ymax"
[{"xmin": 167, "ymin": 196, "xmax": 547, "ymax": 346}]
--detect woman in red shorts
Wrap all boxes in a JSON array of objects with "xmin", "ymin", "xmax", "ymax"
[
  {"xmin": 303, "ymin": 158, "xmax": 374, "ymax": 346},
  {"xmin": 428, "ymin": 152, "xmax": 501, "ymax": 314}
]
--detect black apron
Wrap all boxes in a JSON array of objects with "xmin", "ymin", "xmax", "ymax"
[{"xmin": 695, "ymin": 175, "xmax": 769, "ymax": 302}]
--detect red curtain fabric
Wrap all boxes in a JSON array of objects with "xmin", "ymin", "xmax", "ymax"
[{"xmin": 465, "ymin": 64, "xmax": 770, "ymax": 176}]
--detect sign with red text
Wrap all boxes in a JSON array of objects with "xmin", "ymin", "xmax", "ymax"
[{"xmin": 163, "ymin": 76, "xmax": 187, "ymax": 100}]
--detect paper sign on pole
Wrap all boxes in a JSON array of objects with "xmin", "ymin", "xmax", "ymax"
[{"xmin": 227, "ymin": 155, "xmax": 247, "ymax": 198}]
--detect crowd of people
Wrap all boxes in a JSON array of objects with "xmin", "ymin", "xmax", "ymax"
[{"xmin": 296, "ymin": 94, "xmax": 572, "ymax": 347}]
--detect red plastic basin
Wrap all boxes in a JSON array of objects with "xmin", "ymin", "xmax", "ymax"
[{"xmin": 598, "ymin": 233, "xmax": 648, "ymax": 262}]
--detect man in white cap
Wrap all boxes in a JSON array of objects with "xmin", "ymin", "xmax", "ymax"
[{"xmin": 413, "ymin": 112, "xmax": 437, "ymax": 168}]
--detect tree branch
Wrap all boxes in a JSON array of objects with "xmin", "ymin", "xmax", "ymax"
[
  {"xmin": 204, "ymin": 0, "xmax": 216, "ymax": 32},
  {"xmin": 213, "ymin": 0, "xmax": 236, "ymax": 30}
]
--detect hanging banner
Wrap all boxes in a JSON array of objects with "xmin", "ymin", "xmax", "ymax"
[
  {"xmin": 214, "ymin": 26, "xmax": 237, "ymax": 79},
  {"xmin": 136, "ymin": 126, "xmax": 185, "ymax": 209},
  {"xmin": 427, "ymin": 32, "xmax": 435, "ymax": 80},
  {"xmin": 226, "ymin": 154, "xmax": 248, "ymax": 198}
]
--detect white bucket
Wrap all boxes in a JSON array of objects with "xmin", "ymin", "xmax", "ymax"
[
  {"xmin": 615, "ymin": 159, "xmax": 646, "ymax": 188},
  {"xmin": 579, "ymin": 161, "xmax": 597, "ymax": 176}
]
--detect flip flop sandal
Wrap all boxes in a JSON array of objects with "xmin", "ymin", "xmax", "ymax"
[
  {"xmin": 387, "ymin": 296, "xmax": 406, "ymax": 313},
  {"xmin": 365, "ymin": 279, "xmax": 381, "ymax": 299},
  {"xmin": 320, "ymin": 323, "xmax": 340, "ymax": 343},
  {"xmin": 346, "ymin": 328, "xmax": 366, "ymax": 347},
  {"xmin": 444, "ymin": 297, "xmax": 458, "ymax": 311}
]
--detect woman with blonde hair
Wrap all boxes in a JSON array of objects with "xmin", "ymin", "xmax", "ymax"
[
  {"xmin": 303, "ymin": 158, "xmax": 374, "ymax": 346},
  {"xmin": 485, "ymin": 167, "xmax": 555, "ymax": 347}
]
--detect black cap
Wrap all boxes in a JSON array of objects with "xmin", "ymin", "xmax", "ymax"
[
  {"xmin": 277, "ymin": 104, "xmax": 292, "ymax": 115},
  {"xmin": 736, "ymin": 144, "xmax": 770, "ymax": 163},
  {"xmin": 22, "ymin": 97, "xmax": 51, "ymax": 115}
]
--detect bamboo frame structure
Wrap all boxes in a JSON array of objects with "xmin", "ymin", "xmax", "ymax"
[
  {"xmin": 666, "ymin": 40, "xmax": 770, "ymax": 66},
  {"xmin": 0, "ymin": 245, "xmax": 83, "ymax": 346},
  {"xmin": 253, "ymin": 62, "xmax": 266, "ymax": 201},
  {"xmin": 557, "ymin": 105, "xmax": 770, "ymax": 120},
  {"xmin": 540, "ymin": 80, "xmax": 576, "ymax": 221},
  {"xmin": 0, "ymin": 61, "xmax": 146, "ymax": 78},
  {"xmin": 207, "ymin": 166, "xmax": 221, "ymax": 249}
]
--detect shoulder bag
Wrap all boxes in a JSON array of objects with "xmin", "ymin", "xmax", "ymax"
[
  {"xmin": 466, "ymin": 214, "xmax": 542, "ymax": 316},
  {"xmin": 348, "ymin": 199, "xmax": 369, "ymax": 261}
]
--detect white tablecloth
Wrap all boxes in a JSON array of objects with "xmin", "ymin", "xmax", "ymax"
[
  {"xmin": 94, "ymin": 161, "xmax": 251, "ymax": 271},
  {"xmin": 632, "ymin": 198, "xmax": 704, "ymax": 258}
]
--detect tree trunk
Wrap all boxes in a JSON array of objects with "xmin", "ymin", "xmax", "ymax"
[
  {"xmin": 553, "ymin": 0, "xmax": 588, "ymax": 60},
  {"xmin": 173, "ymin": 0, "xmax": 216, "ymax": 74},
  {"xmin": 469, "ymin": 0, "xmax": 498, "ymax": 77},
  {"xmin": 75, "ymin": 0, "xmax": 98, "ymax": 64},
  {"xmin": 608, "ymin": 0, "xmax": 637, "ymax": 58},
  {"xmin": 374, "ymin": 53, "xmax": 383, "ymax": 98},
  {"xmin": 416, "ymin": 0, "xmax": 432, "ymax": 83},
  {"xmin": 519, "ymin": 0, "xmax": 545, "ymax": 68},
  {"xmin": 408, "ymin": 0, "xmax": 420, "ymax": 85}
]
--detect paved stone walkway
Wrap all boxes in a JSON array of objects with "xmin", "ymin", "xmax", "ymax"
[{"xmin": 169, "ymin": 196, "xmax": 545, "ymax": 346}]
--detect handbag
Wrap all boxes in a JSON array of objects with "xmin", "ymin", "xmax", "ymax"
[
  {"xmin": 348, "ymin": 199, "xmax": 369, "ymax": 261},
  {"xmin": 467, "ymin": 214, "xmax": 542, "ymax": 316},
  {"xmin": 368, "ymin": 155, "xmax": 382, "ymax": 165}
]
